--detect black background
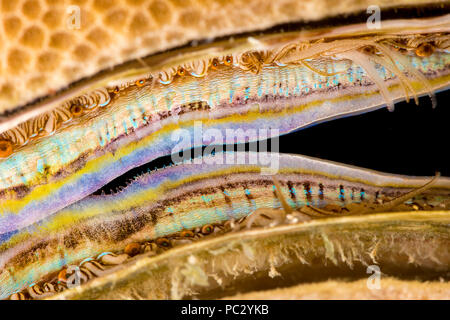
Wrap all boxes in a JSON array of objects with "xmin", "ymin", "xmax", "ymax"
[{"xmin": 278, "ymin": 89, "xmax": 449, "ymax": 176}]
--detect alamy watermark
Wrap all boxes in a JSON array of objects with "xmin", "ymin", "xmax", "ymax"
[
  {"xmin": 366, "ymin": 265, "xmax": 381, "ymax": 290},
  {"xmin": 170, "ymin": 121, "xmax": 280, "ymax": 174},
  {"xmin": 66, "ymin": 5, "xmax": 81, "ymax": 30},
  {"xmin": 65, "ymin": 265, "xmax": 82, "ymax": 288},
  {"xmin": 366, "ymin": 5, "xmax": 381, "ymax": 30}
]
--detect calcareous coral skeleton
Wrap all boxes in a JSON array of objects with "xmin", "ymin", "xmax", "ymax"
[{"xmin": 0, "ymin": 0, "xmax": 449, "ymax": 300}]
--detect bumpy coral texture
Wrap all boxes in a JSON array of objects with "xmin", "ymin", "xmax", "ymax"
[{"xmin": 0, "ymin": 0, "xmax": 437, "ymax": 114}]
